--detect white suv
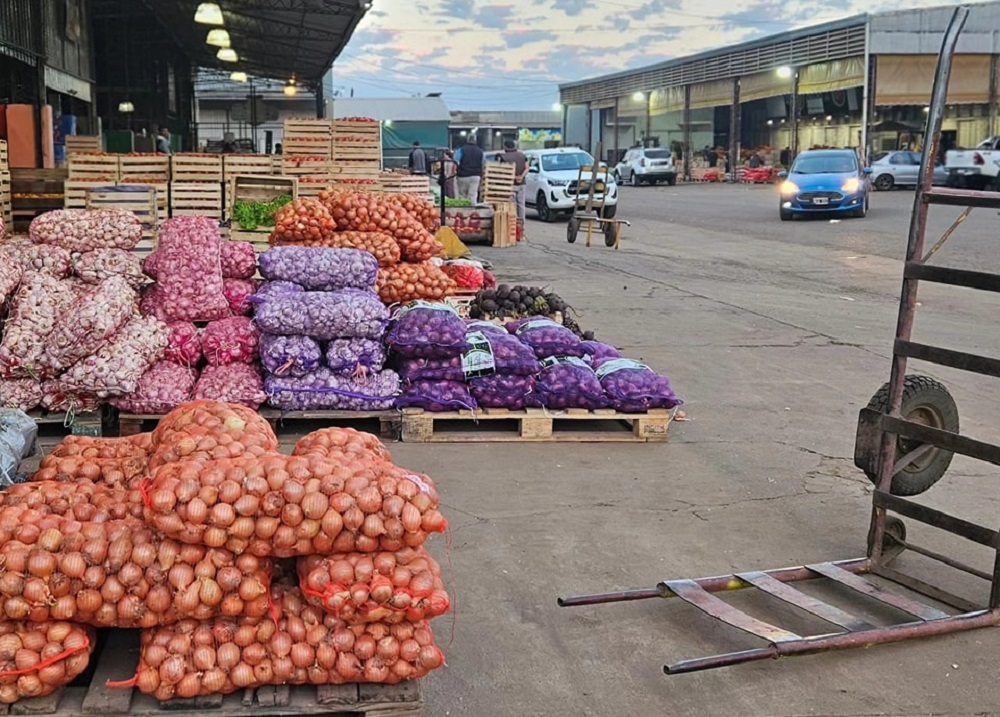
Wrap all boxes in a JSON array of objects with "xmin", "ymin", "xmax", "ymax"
[
  {"xmin": 614, "ymin": 147, "xmax": 676, "ymax": 186},
  {"xmin": 524, "ymin": 148, "xmax": 618, "ymax": 222}
]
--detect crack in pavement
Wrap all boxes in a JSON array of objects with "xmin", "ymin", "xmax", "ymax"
[{"xmin": 528, "ymin": 241, "xmax": 893, "ymax": 361}]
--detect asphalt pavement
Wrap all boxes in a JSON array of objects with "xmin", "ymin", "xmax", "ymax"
[{"xmin": 408, "ymin": 181, "xmax": 1000, "ymax": 717}]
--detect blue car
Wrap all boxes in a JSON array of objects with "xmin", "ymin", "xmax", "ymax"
[{"xmin": 778, "ymin": 149, "xmax": 873, "ymax": 221}]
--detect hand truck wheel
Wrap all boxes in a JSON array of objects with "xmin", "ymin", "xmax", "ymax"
[
  {"xmin": 603, "ymin": 221, "xmax": 618, "ymax": 248},
  {"xmin": 567, "ymin": 217, "xmax": 580, "ymax": 243}
]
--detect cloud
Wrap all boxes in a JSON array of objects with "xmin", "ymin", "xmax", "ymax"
[
  {"xmin": 552, "ymin": 0, "xmax": 596, "ymax": 16},
  {"xmin": 502, "ymin": 29, "xmax": 559, "ymax": 48},
  {"xmin": 473, "ymin": 3, "xmax": 516, "ymax": 28}
]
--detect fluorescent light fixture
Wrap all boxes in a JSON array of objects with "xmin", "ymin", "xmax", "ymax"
[
  {"xmin": 776, "ymin": 66, "xmax": 793, "ymax": 79},
  {"xmin": 194, "ymin": 2, "xmax": 224, "ymax": 25},
  {"xmin": 767, "ymin": 119, "xmax": 774, "ymax": 126},
  {"xmin": 207, "ymin": 29, "xmax": 231, "ymax": 48},
  {"xmin": 217, "ymin": 48, "xmax": 238, "ymax": 62},
  {"xmin": 632, "ymin": 91, "xmax": 645, "ymax": 101},
  {"xmin": 230, "ymin": 71, "xmax": 248, "ymax": 82},
  {"xmin": 118, "ymin": 101, "xmax": 135, "ymax": 113},
  {"xmin": 825, "ymin": 115, "xmax": 833, "ymax": 121}
]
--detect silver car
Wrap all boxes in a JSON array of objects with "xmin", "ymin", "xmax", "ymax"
[
  {"xmin": 870, "ymin": 151, "xmax": 948, "ymax": 191},
  {"xmin": 614, "ymin": 147, "xmax": 677, "ymax": 186}
]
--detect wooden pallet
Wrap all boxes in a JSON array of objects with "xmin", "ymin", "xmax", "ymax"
[
  {"xmin": 64, "ymin": 180, "xmax": 117, "ymax": 210},
  {"xmin": 31, "ymin": 409, "xmax": 103, "ymax": 449},
  {"xmin": 118, "ymin": 409, "xmax": 398, "ymax": 440},
  {"xmin": 0, "ymin": 171, "xmax": 10, "ymax": 236},
  {"xmin": 481, "ymin": 163, "xmax": 515, "ymax": 203},
  {"xmin": 6, "ymin": 630, "xmax": 422, "ymax": 717},
  {"xmin": 169, "ymin": 182, "xmax": 223, "ymax": 218},
  {"xmin": 119, "ymin": 156, "xmax": 170, "ymax": 182},
  {"xmin": 223, "ymin": 155, "xmax": 274, "ymax": 180},
  {"xmin": 171, "ymin": 154, "xmax": 223, "ymax": 183},
  {"xmin": 68, "ymin": 154, "xmax": 120, "ymax": 181},
  {"xmin": 400, "ymin": 406, "xmax": 675, "ymax": 442},
  {"xmin": 490, "ymin": 201, "xmax": 517, "ymax": 248},
  {"xmin": 86, "ymin": 185, "xmax": 159, "ymax": 252},
  {"xmin": 65, "ymin": 135, "xmax": 103, "ymax": 154}
]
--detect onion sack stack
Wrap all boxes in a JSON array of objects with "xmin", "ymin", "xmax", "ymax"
[{"xmin": 254, "ymin": 246, "xmax": 399, "ymax": 411}]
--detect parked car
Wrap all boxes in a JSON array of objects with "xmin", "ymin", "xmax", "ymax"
[
  {"xmin": 614, "ymin": 147, "xmax": 677, "ymax": 186},
  {"xmin": 778, "ymin": 149, "xmax": 872, "ymax": 221},
  {"xmin": 524, "ymin": 148, "xmax": 618, "ymax": 222},
  {"xmin": 870, "ymin": 151, "xmax": 948, "ymax": 190},
  {"xmin": 945, "ymin": 136, "xmax": 1000, "ymax": 190}
]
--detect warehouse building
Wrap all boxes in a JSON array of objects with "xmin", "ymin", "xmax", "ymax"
[{"xmin": 558, "ymin": 2, "xmax": 1000, "ymax": 177}]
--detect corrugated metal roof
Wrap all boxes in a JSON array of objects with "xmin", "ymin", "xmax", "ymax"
[{"xmin": 331, "ymin": 97, "xmax": 451, "ymax": 122}]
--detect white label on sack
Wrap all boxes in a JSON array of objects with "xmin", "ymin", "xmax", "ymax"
[
  {"xmin": 398, "ymin": 299, "xmax": 457, "ymax": 317},
  {"xmin": 461, "ymin": 331, "xmax": 496, "ymax": 379},
  {"xmin": 404, "ymin": 473, "xmax": 431, "ymax": 494},
  {"xmin": 539, "ymin": 356, "xmax": 590, "ymax": 369},
  {"xmin": 514, "ymin": 318, "xmax": 560, "ymax": 335},
  {"xmin": 594, "ymin": 358, "xmax": 651, "ymax": 379}
]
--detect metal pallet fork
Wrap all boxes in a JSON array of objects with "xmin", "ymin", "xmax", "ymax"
[{"xmin": 559, "ymin": 4, "xmax": 1000, "ymax": 675}]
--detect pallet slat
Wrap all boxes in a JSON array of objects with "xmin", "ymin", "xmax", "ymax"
[
  {"xmin": 0, "ymin": 140, "xmax": 7, "ymax": 170},
  {"xmin": 81, "ymin": 630, "xmax": 137, "ymax": 715},
  {"xmin": 0, "ymin": 171, "xmax": 10, "ymax": 236},
  {"xmin": 400, "ymin": 407, "xmax": 674, "ymax": 442},
  {"xmin": 65, "ymin": 136, "xmax": 103, "ymax": 154},
  {"xmin": 222, "ymin": 155, "xmax": 273, "ymax": 179},
  {"xmin": 68, "ymin": 154, "xmax": 120, "ymax": 182},
  {"xmin": 119, "ymin": 156, "xmax": 170, "ymax": 182}
]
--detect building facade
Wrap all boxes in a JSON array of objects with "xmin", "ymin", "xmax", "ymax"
[{"xmin": 558, "ymin": 3, "xmax": 1000, "ymax": 176}]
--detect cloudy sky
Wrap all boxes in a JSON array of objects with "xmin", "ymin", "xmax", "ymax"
[{"xmin": 331, "ymin": 0, "xmax": 982, "ymax": 111}]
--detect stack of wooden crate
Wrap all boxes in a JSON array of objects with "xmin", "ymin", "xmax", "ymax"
[
  {"xmin": 65, "ymin": 135, "xmax": 102, "ymax": 154},
  {"xmin": 169, "ymin": 154, "xmax": 223, "ymax": 219},
  {"xmin": 65, "ymin": 153, "xmax": 120, "ymax": 211},
  {"xmin": 119, "ymin": 154, "xmax": 170, "ymax": 224},
  {"xmin": 86, "ymin": 185, "xmax": 159, "ymax": 254},
  {"xmin": 331, "ymin": 118, "xmax": 381, "ymax": 185},
  {"xmin": 0, "ymin": 140, "xmax": 10, "ymax": 236},
  {"xmin": 282, "ymin": 118, "xmax": 333, "ymax": 159},
  {"xmin": 481, "ymin": 162, "xmax": 515, "ymax": 204},
  {"xmin": 379, "ymin": 172, "xmax": 431, "ymax": 199}
]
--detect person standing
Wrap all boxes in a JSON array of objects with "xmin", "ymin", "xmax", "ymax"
[
  {"xmin": 498, "ymin": 139, "xmax": 528, "ymax": 234},
  {"xmin": 408, "ymin": 141, "xmax": 428, "ymax": 175},
  {"xmin": 441, "ymin": 149, "xmax": 458, "ymax": 198},
  {"xmin": 156, "ymin": 126, "xmax": 171, "ymax": 155},
  {"xmin": 454, "ymin": 137, "xmax": 484, "ymax": 203}
]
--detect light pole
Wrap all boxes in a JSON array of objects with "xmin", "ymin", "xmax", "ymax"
[{"xmin": 777, "ymin": 66, "xmax": 799, "ymax": 162}]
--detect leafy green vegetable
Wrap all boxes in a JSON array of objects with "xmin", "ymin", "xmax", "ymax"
[
  {"xmin": 233, "ymin": 194, "xmax": 293, "ymax": 230},
  {"xmin": 445, "ymin": 197, "xmax": 473, "ymax": 207}
]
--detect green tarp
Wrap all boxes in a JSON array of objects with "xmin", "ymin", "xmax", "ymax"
[{"xmin": 381, "ymin": 122, "xmax": 449, "ymax": 150}]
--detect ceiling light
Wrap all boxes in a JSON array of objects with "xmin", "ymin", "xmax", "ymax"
[
  {"xmin": 551, "ymin": 102, "xmax": 562, "ymax": 111},
  {"xmin": 825, "ymin": 115, "xmax": 833, "ymax": 121},
  {"xmin": 283, "ymin": 83, "xmax": 297, "ymax": 96},
  {"xmin": 217, "ymin": 48, "xmax": 238, "ymax": 62},
  {"xmin": 207, "ymin": 29, "xmax": 231, "ymax": 48},
  {"xmin": 118, "ymin": 101, "xmax": 135, "ymax": 113},
  {"xmin": 288, "ymin": 77, "xmax": 296, "ymax": 86},
  {"xmin": 230, "ymin": 71, "xmax": 248, "ymax": 83},
  {"xmin": 767, "ymin": 119, "xmax": 773, "ymax": 126},
  {"xmin": 384, "ymin": 120, "xmax": 393, "ymax": 126},
  {"xmin": 776, "ymin": 66, "xmax": 793, "ymax": 79},
  {"xmin": 194, "ymin": 2, "xmax": 224, "ymax": 25}
]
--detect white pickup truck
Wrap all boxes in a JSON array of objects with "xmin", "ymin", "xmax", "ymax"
[{"xmin": 944, "ymin": 136, "xmax": 1000, "ymax": 189}]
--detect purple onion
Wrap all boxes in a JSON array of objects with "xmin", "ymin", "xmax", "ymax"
[
  {"xmin": 506, "ymin": 316, "xmax": 584, "ymax": 359},
  {"xmin": 258, "ymin": 246, "xmax": 378, "ymax": 290},
  {"xmin": 265, "ymin": 368, "xmax": 399, "ymax": 410},
  {"xmin": 386, "ymin": 301, "xmax": 470, "ymax": 359},
  {"xmin": 255, "ymin": 288, "xmax": 388, "ymax": 340},
  {"xmin": 325, "ymin": 337, "xmax": 386, "ymax": 373},
  {"xmin": 259, "ymin": 333, "xmax": 323, "ymax": 378},
  {"xmin": 470, "ymin": 374, "xmax": 535, "ymax": 409},
  {"xmin": 593, "ymin": 357, "xmax": 683, "ymax": 412},
  {"xmin": 396, "ymin": 379, "xmax": 476, "ymax": 412}
]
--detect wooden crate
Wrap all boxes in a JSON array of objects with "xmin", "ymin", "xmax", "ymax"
[
  {"xmin": 86, "ymin": 184, "xmax": 159, "ymax": 253},
  {"xmin": 297, "ymin": 179, "xmax": 332, "ymax": 198},
  {"xmin": 490, "ymin": 201, "xmax": 517, "ymax": 248},
  {"xmin": 284, "ymin": 138, "xmax": 333, "ymax": 158},
  {"xmin": 120, "ymin": 179, "xmax": 168, "ymax": 223},
  {"xmin": 12, "ymin": 629, "xmax": 423, "ymax": 717},
  {"xmin": 284, "ymin": 118, "xmax": 333, "ymax": 158},
  {"xmin": 223, "ymin": 154, "xmax": 274, "ymax": 179},
  {"xmin": 228, "ymin": 175, "xmax": 297, "ymax": 251},
  {"xmin": 31, "ymin": 409, "xmax": 103, "ymax": 449},
  {"xmin": 400, "ymin": 406, "xmax": 676, "ymax": 442},
  {"xmin": 0, "ymin": 171, "xmax": 10, "ymax": 236},
  {"xmin": 64, "ymin": 179, "xmax": 117, "ymax": 210},
  {"xmin": 330, "ymin": 165, "xmax": 381, "ymax": 183},
  {"xmin": 333, "ymin": 119, "xmax": 381, "ymax": 135},
  {"xmin": 481, "ymin": 163, "xmax": 515, "ymax": 203},
  {"xmin": 379, "ymin": 173, "xmax": 430, "ymax": 195},
  {"xmin": 280, "ymin": 156, "xmax": 334, "ymax": 181},
  {"xmin": 65, "ymin": 135, "xmax": 102, "ymax": 153},
  {"xmin": 0, "ymin": 139, "xmax": 7, "ymax": 170},
  {"xmin": 171, "ymin": 154, "xmax": 223, "ymax": 183},
  {"xmin": 332, "ymin": 142, "xmax": 381, "ymax": 162},
  {"xmin": 170, "ymin": 182, "xmax": 223, "ymax": 218},
  {"xmin": 119, "ymin": 155, "xmax": 170, "ymax": 181},
  {"xmin": 68, "ymin": 153, "xmax": 120, "ymax": 181}
]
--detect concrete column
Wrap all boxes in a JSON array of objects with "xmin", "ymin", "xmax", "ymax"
[
  {"xmin": 682, "ymin": 85, "xmax": 691, "ymax": 181},
  {"xmin": 612, "ymin": 96, "xmax": 619, "ymax": 165},
  {"xmin": 989, "ymin": 55, "xmax": 998, "ymax": 137},
  {"xmin": 730, "ymin": 78, "xmax": 741, "ymax": 183}
]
